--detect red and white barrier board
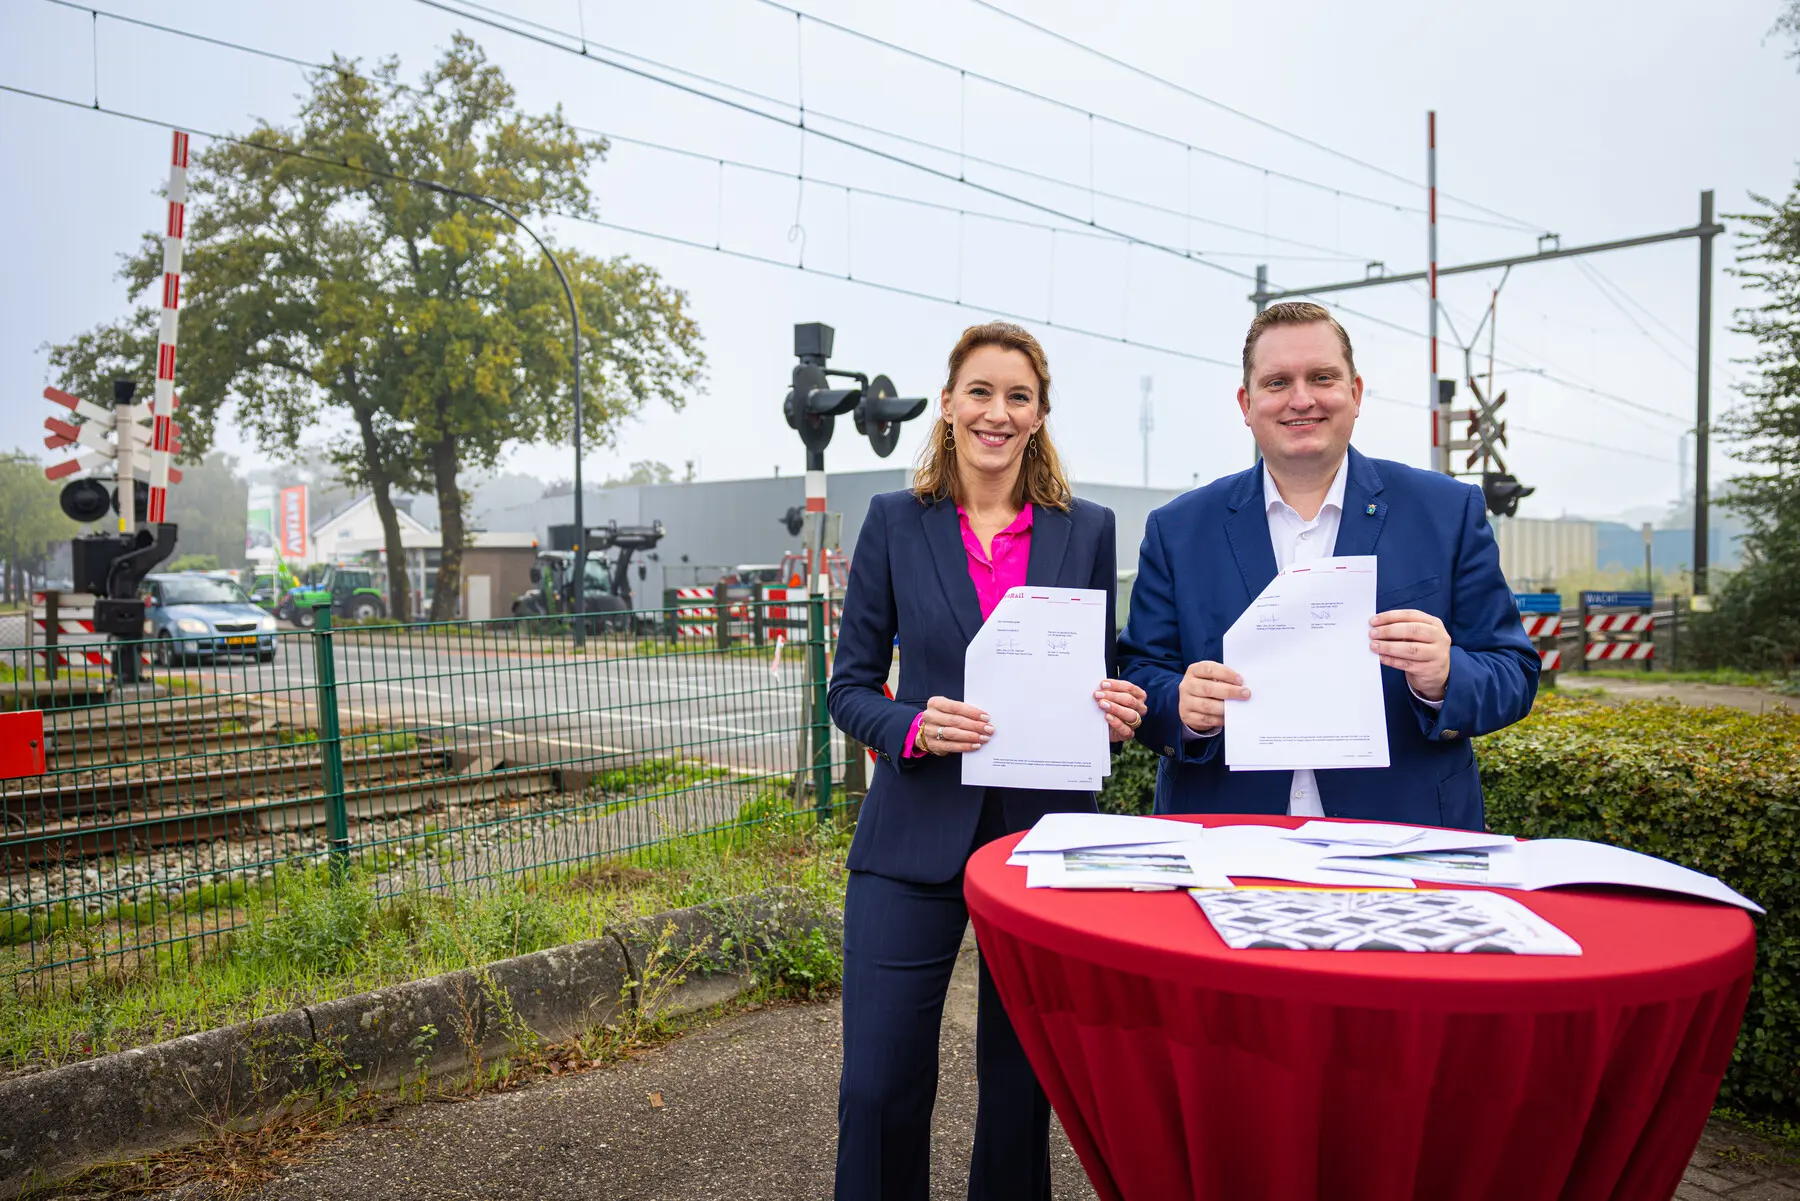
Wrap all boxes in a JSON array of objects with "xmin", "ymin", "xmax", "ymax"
[
  {"xmin": 1584, "ymin": 613, "xmax": 1655, "ymax": 634},
  {"xmin": 1586, "ymin": 641, "xmax": 1655, "ymax": 662},
  {"xmin": 1520, "ymin": 615, "xmax": 1563, "ymax": 638},
  {"xmin": 1539, "ymin": 649, "xmax": 1563, "ymax": 671},
  {"xmin": 673, "ymin": 587, "xmax": 717, "ymax": 638},
  {"xmin": 28, "ymin": 592, "xmax": 151, "ymax": 670}
]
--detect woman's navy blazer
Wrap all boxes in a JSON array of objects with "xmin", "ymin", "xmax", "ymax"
[{"xmin": 827, "ymin": 490, "xmax": 1118, "ymax": 885}]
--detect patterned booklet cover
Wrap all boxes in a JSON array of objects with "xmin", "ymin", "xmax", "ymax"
[{"xmin": 1192, "ymin": 887, "xmax": 1582, "ymax": 955}]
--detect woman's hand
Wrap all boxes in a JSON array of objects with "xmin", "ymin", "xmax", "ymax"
[
  {"xmin": 914, "ymin": 697, "xmax": 992, "ymax": 756},
  {"xmin": 1095, "ymin": 678, "xmax": 1148, "ymax": 743}
]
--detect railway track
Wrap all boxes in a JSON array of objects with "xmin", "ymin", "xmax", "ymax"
[{"xmin": 0, "ymin": 701, "xmax": 629, "ymax": 867}]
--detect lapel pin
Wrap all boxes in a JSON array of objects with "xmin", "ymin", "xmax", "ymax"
[{"xmin": 1365, "ymin": 503, "xmax": 1377, "ymax": 516}]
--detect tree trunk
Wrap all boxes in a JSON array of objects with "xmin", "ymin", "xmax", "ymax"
[
  {"xmin": 427, "ymin": 433, "xmax": 464, "ymax": 622},
  {"xmin": 352, "ymin": 405, "xmax": 412, "ymax": 623}
]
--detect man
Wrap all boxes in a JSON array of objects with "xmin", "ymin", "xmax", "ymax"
[{"xmin": 1118, "ymin": 302, "xmax": 1538, "ymax": 830}]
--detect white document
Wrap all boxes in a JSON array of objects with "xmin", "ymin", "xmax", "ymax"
[
  {"xmin": 1181, "ymin": 824, "xmax": 1418, "ymax": 889},
  {"xmin": 1011, "ymin": 812, "xmax": 1204, "ymax": 857},
  {"xmin": 1297, "ymin": 827, "xmax": 1522, "ymax": 857},
  {"xmin": 1023, "ymin": 843, "xmax": 1234, "ymax": 891},
  {"xmin": 1320, "ymin": 838, "xmax": 1763, "ymax": 913},
  {"xmin": 1282, "ymin": 821, "xmax": 1427, "ymax": 848},
  {"xmin": 1222, "ymin": 556, "xmax": 1389, "ymax": 771},
  {"xmin": 1321, "ymin": 846, "xmax": 1525, "ymax": 887},
  {"xmin": 1514, "ymin": 840, "xmax": 1762, "ymax": 912},
  {"xmin": 961, "ymin": 586, "xmax": 1111, "ymax": 791}
]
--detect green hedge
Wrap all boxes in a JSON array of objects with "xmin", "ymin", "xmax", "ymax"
[
  {"xmin": 1480, "ymin": 692, "xmax": 1799, "ymax": 1112},
  {"xmin": 1099, "ymin": 693, "xmax": 1800, "ymax": 1112}
]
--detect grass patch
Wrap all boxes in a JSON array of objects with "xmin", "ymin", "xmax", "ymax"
[{"xmin": 0, "ymin": 796, "xmax": 847, "ymax": 1078}]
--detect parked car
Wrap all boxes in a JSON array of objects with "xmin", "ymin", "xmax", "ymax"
[{"xmin": 143, "ymin": 573, "xmax": 279, "ymax": 664}]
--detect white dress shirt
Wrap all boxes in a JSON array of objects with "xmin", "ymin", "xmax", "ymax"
[
  {"xmin": 1262, "ymin": 459, "xmax": 1348, "ymax": 817},
  {"xmin": 1190, "ymin": 456, "xmax": 1441, "ymax": 816}
]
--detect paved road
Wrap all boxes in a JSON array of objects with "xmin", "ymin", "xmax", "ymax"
[
  {"xmin": 1557, "ymin": 674, "xmax": 1797, "ymax": 715},
  {"xmin": 8, "ymin": 621, "xmax": 823, "ymax": 778}
]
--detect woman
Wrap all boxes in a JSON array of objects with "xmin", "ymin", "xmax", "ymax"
[{"xmin": 829, "ymin": 321, "xmax": 1147, "ymax": 1201}]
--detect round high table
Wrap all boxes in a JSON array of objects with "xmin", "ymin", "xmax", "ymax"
[{"xmin": 964, "ymin": 815, "xmax": 1755, "ymax": 1201}]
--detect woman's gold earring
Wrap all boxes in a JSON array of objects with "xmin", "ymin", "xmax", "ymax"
[
  {"xmin": 1027, "ymin": 436, "xmax": 1040, "ymax": 459},
  {"xmin": 943, "ymin": 424, "xmax": 955, "ymax": 451}
]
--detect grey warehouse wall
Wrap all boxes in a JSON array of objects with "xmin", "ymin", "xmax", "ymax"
[{"xmin": 488, "ymin": 469, "xmax": 1186, "ymax": 606}]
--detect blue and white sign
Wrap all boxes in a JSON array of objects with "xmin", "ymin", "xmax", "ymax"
[
  {"xmin": 1582, "ymin": 591, "xmax": 1653, "ymax": 608},
  {"xmin": 1515, "ymin": 593, "xmax": 1563, "ymax": 614}
]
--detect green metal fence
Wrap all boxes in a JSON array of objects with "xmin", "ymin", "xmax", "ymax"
[{"xmin": 0, "ymin": 598, "xmax": 859, "ymax": 988}]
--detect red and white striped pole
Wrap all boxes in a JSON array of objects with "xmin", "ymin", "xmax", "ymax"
[
  {"xmin": 1428, "ymin": 111, "xmax": 1446, "ymax": 474},
  {"xmin": 146, "ymin": 130, "xmax": 189, "ymax": 525},
  {"xmin": 805, "ymin": 459, "xmax": 827, "ymax": 593}
]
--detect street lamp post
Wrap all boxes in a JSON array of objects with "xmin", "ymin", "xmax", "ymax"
[{"xmin": 421, "ymin": 182, "xmax": 588, "ymax": 649}]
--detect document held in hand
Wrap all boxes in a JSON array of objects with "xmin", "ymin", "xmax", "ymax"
[
  {"xmin": 1223, "ymin": 555, "xmax": 1390, "ymax": 771},
  {"xmin": 961, "ymin": 586, "xmax": 1110, "ymax": 791}
]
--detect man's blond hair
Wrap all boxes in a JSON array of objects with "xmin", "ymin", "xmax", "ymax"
[{"xmin": 1242, "ymin": 302, "xmax": 1357, "ymax": 388}]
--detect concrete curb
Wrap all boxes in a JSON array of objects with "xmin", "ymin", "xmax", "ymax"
[{"xmin": 0, "ymin": 888, "xmax": 842, "ymax": 1196}]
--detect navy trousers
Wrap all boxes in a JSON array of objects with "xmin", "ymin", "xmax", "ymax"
[{"xmin": 835, "ymin": 795, "xmax": 1052, "ymax": 1201}]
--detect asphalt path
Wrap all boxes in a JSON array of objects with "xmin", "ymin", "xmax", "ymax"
[{"xmin": 218, "ymin": 929, "xmax": 1100, "ymax": 1201}]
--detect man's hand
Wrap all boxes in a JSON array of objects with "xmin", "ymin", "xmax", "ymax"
[
  {"xmin": 1369, "ymin": 609, "xmax": 1452, "ymax": 702},
  {"xmin": 1179, "ymin": 661, "xmax": 1249, "ymax": 733}
]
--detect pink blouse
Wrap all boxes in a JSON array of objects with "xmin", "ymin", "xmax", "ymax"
[{"xmin": 902, "ymin": 504, "xmax": 1033, "ymax": 757}]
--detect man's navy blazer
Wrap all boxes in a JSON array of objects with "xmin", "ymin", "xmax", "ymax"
[
  {"xmin": 828, "ymin": 490, "xmax": 1117, "ymax": 884},
  {"xmin": 1117, "ymin": 446, "xmax": 1538, "ymax": 830}
]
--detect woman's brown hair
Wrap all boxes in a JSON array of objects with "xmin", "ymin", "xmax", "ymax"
[{"xmin": 911, "ymin": 321, "xmax": 1073, "ymax": 511}]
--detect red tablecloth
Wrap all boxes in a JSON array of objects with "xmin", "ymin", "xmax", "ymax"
[{"xmin": 964, "ymin": 815, "xmax": 1755, "ymax": 1201}]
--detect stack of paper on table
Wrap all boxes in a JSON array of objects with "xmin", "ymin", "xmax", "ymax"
[
  {"xmin": 1223, "ymin": 556, "xmax": 1389, "ymax": 772},
  {"xmin": 1314, "ymin": 835, "xmax": 1764, "ymax": 913},
  {"xmin": 1007, "ymin": 813, "xmax": 1420, "ymax": 891},
  {"xmin": 1007, "ymin": 813, "xmax": 1763, "ymax": 911}
]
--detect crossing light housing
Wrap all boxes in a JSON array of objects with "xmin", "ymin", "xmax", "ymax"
[
  {"xmin": 783, "ymin": 323, "xmax": 927, "ymax": 458},
  {"xmin": 1482, "ymin": 471, "xmax": 1535, "ymax": 518}
]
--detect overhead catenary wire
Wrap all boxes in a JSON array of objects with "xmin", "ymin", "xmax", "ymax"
[
  {"xmin": 1287, "ymin": 289, "xmax": 1694, "ymax": 428},
  {"xmin": 1361, "ymin": 392, "xmax": 1679, "ymax": 465},
  {"xmin": 412, "ymin": 0, "xmax": 1426, "ymax": 277},
  {"xmin": 961, "ymin": 0, "xmax": 1549, "ymax": 236},
  {"xmin": 1570, "ymin": 258, "xmax": 1693, "ymax": 371},
  {"xmin": 1400, "ymin": 278, "xmax": 1690, "ymax": 426},
  {"xmin": 0, "ymin": 82, "xmax": 1245, "ymax": 374},
  {"xmin": 742, "ymin": 0, "xmax": 1527, "ymax": 230},
  {"xmin": 2, "ymin": 81, "xmax": 1687, "ymax": 473},
  {"xmin": 445, "ymin": 0, "xmax": 1521, "ymax": 232},
  {"xmin": 37, "ymin": 0, "xmax": 1370, "ymax": 265}
]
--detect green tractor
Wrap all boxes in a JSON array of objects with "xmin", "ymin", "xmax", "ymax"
[{"xmin": 279, "ymin": 564, "xmax": 387, "ymax": 628}]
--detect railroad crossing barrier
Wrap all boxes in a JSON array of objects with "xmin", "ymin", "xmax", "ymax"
[
  {"xmin": 667, "ymin": 583, "xmax": 845, "ymax": 650},
  {"xmin": 1514, "ymin": 592, "xmax": 1563, "ymax": 683},
  {"xmin": 27, "ymin": 590, "xmax": 152, "ymax": 680},
  {"xmin": 1580, "ymin": 590, "xmax": 1656, "ymax": 669},
  {"xmin": 667, "ymin": 585, "xmax": 720, "ymax": 640}
]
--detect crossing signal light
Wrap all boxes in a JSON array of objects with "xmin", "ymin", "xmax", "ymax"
[
  {"xmin": 59, "ymin": 478, "xmax": 111, "ymax": 523},
  {"xmin": 1482, "ymin": 471, "xmax": 1535, "ymax": 518},
  {"xmin": 783, "ymin": 323, "xmax": 926, "ymax": 458}
]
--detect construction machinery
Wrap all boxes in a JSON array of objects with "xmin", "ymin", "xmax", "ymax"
[{"xmin": 513, "ymin": 520, "xmax": 665, "ymax": 631}]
